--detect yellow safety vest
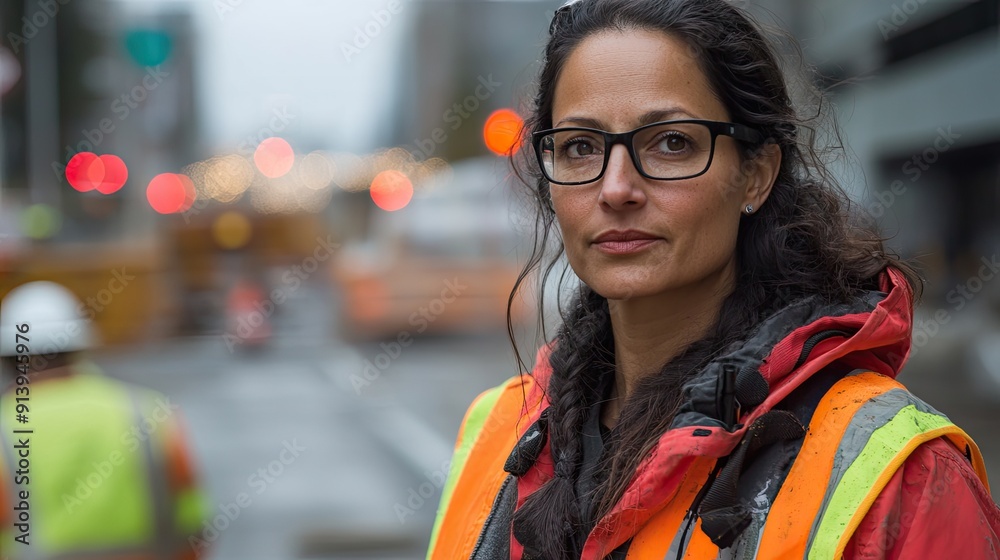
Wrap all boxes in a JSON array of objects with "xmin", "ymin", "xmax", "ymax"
[{"xmin": 0, "ymin": 365, "xmax": 208, "ymax": 560}]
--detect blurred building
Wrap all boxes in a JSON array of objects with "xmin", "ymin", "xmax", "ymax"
[
  {"xmin": 1, "ymin": 0, "xmax": 202, "ymax": 343},
  {"xmin": 1, "ymin": 1, "xmax": 337, "ymax": 340},
  {"xmin": 4, "ymin": 0, "xmax": 997, "ymax": 342},
  {"xmin": 393, "ymin": 0, "xmax": 562, "ymax": 162},
  {"xmin": 2, "ymin": 0, "xmax": 199, "ymax": 240},
  {"xmin": 752, "ymin": 0, "xmax": 1000, "ymax": 300}
]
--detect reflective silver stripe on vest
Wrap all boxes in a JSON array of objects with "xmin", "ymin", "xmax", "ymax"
[
  {"xmin": 662, "ymin": 521, "xmax": 765, "ymax": 559},
  {"xmin": 1, "ymin": 428, "xmax": 40, "ymax": 560},
  {"xmin": 663, "ymin": 512, "xmax": 695, "ymax": 559},
  {"xmin": 43, "ymin": 545, "xmax": 159, "ymax": 559},
  {"xmin": 800, "ymin": 387, "xmax": 944, "ymax": 557},
  {"xmin": 125, "ymin": 389, "xmax": 174, "ymax": 560},
  {"xmin": 676, "ymin": 377, "xmax": 950, "ymax": 560}
]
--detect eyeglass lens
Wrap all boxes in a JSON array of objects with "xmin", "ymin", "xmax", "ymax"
[{"xmin": 539, "ymin": 122, "xmax": 714, "ymax": 183}]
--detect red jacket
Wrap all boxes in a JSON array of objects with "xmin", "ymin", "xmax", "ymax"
[
  {"xmin": 845, "ymin": 437, "xmax": 1000, "ymax": 558},
  {"xmin": 511, "ymin": 267, "xmax": 1000, "ymax": 558}
]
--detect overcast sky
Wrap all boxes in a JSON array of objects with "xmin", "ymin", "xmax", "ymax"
[{"xmin": 121, "ymin": 0, "xmax": 413, "ymax": 154}]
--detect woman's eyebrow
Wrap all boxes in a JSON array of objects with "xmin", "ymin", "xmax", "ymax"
[
  {"xmin": 636, "ymin": 107, "xmax": 698, "ymax": 124},
  {"xmin": 554, "ymin": 107, "xmax": 698, "ymax": 129}
]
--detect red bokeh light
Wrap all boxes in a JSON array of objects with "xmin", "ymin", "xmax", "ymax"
[
  {"xmin": 483, "ymin": 109, "xmax": 524, "ymax": 156},
  {"xmin": 370, "ymin": 170, "xmax": 413, "ymax": 212},
  {"xmin": 66, "ymin": 152, "xmax": 104, "ymax": 192},
  {"xmin": 95, "ymin": 155, "xmax": 128, "ymax": 194},
  {"xmin": 66, "ymin": 152, "xmax": 130, "ymax": 194},
  {"xmin": 253, "ymin": 137, "xmax": 294, "ymax": 178},
  {"xmin": 147, "ymin": 173, "xmax": 189, "ymax": 214}
]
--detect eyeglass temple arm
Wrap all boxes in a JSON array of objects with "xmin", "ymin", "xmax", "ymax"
[{"xmin": 724, "ymin": 123, "xmax": 764, "ymax": 144}]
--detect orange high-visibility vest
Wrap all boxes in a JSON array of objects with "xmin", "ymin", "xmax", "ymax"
[{"xmin": 426, "ymin": 370, "xmax": 989, "ymax": 560}]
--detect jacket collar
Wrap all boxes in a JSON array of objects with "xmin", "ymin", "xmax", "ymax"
[{"xmin": 519, "ymin": 266, "xmax": 915, "ymax": 558}]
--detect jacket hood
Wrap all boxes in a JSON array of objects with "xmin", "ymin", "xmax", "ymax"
[{"xmin": 518, "ymin": 266, "xmax": 915, "ymax": 558}]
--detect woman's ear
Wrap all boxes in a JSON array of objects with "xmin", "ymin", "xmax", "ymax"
[{"xmin": 743, "ymin": 142, "xmax": 781, "ymax": 210}]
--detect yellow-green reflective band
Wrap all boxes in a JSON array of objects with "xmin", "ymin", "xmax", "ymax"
[
  {"xmin": 174, "ymin": 487, "xmax": 210, "ymax": 535},
  {"xmin": 807, "ymin": 405, "xmax": 954, "ymax": 560},
  {"xmin": 426, "ymin": 379, "xmax": 511, "ymax": 558}
]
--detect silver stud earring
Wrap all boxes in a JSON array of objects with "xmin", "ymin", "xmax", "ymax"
[{"xmin": 744, "ymin": 204, "xmax": 754, "ymax": 215}]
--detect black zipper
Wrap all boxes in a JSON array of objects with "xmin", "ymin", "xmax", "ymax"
[
  {"xmin": 675, "ymin": 458, "xmax": 726, "ymax": 560},
  {"xmin": 468, "ymin": 474, "xmax": 515, "ymax": 559},
  {"xmin": 790, "ymin": 329, "xmax": 853, "ymax": 372}
]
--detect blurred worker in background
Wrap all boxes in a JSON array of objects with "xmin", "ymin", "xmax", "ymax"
[
  {"xmin": 0, "ymin": 280, "xmax": 209, "ymax": 560},
  {"xmin": 224, "ymin": 277, "xmax": 272, "ymax": 352}
]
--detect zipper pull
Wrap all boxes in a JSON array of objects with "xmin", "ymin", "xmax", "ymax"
[{"xmin": 720, "ymin": 363, "xmax": 741, "ymax": 429}]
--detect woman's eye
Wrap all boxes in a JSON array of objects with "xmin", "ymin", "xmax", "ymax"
[
  {"xmin": 562, "ymin": 139, "xmax": 598, "ymax": 158},
  {"xmin": 657, "ymin": 135, "xmax": 688, "ymax": 153}
]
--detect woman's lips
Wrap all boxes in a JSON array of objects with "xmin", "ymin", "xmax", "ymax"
[{"xmin": 592, "ymin": 238, "xmax": 661, "ymax": 255}]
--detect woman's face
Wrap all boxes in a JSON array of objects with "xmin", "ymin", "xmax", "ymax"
[{"xmin": 548, "ymin": 29, "xmax": 777, "ymax": 301}]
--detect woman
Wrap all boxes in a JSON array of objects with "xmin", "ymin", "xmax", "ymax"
[{"xmin": 426, "ymin": 0, "xmax": 1000, "ymax": 558}]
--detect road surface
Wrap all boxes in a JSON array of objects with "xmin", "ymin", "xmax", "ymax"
[{"xmin": 86, "ymin": 281, "xmax": 1000, "ymax": 560}]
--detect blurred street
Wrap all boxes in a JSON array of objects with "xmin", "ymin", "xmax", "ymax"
[
  {"xmin": 1, "ymin": 0, "xmax": 998, "ymax": 557},
  {"xmin": 78, "ymin": 279, "xmax": 1000, "ymax": 560},
  {"xmin": 88, "ymin": 280, "xmax": 522, "ymax": 560}
]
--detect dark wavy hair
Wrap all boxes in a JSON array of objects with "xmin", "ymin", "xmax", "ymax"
[{"xmin": 502, "ymin": 0, "xmax": 923, "ymax": 558}]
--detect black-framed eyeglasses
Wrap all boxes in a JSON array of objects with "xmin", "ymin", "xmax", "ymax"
[{"xmin": 531, "ymin": 119, "xmax": 763, "ymax": 186}]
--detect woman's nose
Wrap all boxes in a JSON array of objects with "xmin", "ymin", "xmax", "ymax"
[{"xmin": 598, "ymin": 143, "xmax": 646, "ymax": 209}]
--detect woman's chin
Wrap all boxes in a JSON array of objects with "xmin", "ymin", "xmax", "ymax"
[{"xmin": 588, "ymin": 278, "xmax": 664, "ymax": 301}]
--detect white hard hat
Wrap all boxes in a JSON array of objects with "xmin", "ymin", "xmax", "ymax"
[{"xmin": 0, "ymin": 281, "xmax": 96, "ymax": 357}]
